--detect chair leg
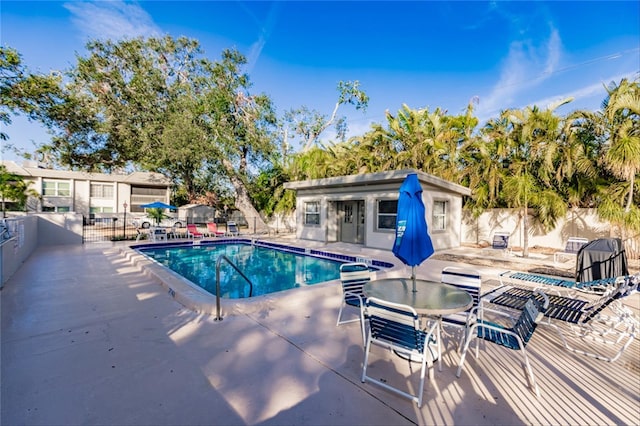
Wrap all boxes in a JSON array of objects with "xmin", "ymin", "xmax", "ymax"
[
  {"xmin": 336, "ymin": 302, "xmax": 346, "ymax": 327},
  {"xmin": 521, "ymin": 348, "xmax": 540, "ymax": 397},
  {"xmin": 456, "ymin": 339, "xmax": 471, "ymax": 378},
  {"xmin": 456, "ymin": 324, "xmax": 478, "ymax": 378},
  {"xmin": 436, "ymin": 320, "xmax": 442, "ymax": 372},
  {"xmin": 417, "ymin": 355, "xmax": 428, "ymax": 407},
  {"xmin": 361, "ymin": 337, "xmax": 373, "ymax": 383},
  {"xmin": 360, "ymin": 315, "xmax": 367, "ymax": 348}
]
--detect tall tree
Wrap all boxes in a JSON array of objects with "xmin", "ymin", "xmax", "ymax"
[
  {"xmin": 200, "ymin": 49, "xmax": 278, "ymax": 232},
  {"xmin": 603, "ymin": 78, "xmax": 640, "ymax": 213},
  {"xmin": 283, "ymin": 80, "xmax": 368, "ymax": 152},
  {"xmin": 501, "ymin": 102, "xmax": 569, "ymax": 257},
  {"xmin": 37, "ymin": 37, "xmax": 277, "ymax": 229},
  {"xmin": 597, "ymin": 78, "xmax": 640, "ymax": 236},
  {"xmin": 0, "ymin": 46, "xmax": 61, "ymax": 151}
]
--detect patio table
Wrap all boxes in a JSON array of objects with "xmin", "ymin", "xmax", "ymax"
[
  {"xmin": 150, "ymin": 226, "xmax": 167, "ymax": 242},
  {"xmin": 363, "ymin": 278, "xmax": 473, "ymax": 368},
  {"xmin": 363, "ymin": 278, "xmax": 473, "ymax": 316}
]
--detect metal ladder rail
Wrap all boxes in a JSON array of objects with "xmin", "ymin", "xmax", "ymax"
[{"xmin": 215, "ymin": 255, "xmax": 254, "ymax": 321}]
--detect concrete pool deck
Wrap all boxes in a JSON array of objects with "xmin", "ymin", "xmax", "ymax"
[{"xmin": 1, "ymin": 239, "xmax": 639, "ymax": 425}]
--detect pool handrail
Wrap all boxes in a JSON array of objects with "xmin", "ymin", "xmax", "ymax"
[{"xmin": 215, "ymin": 254, "xmax": 254, "ymax": 321}]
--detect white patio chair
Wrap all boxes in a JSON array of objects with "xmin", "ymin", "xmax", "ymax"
[
  {"xmin": 554, "ymin": 237, "xmax": 589, "ymax": 264},
  {"xmin": 482, "ymin": 231, "xmax": 512, "ymax": 257},
  {"xmin": 361, "ymin": 297, "xmax": 440, "ymax": 407},
  {"xmin": 336, "ymin": 262, "xmax": 370, "ymax": 345},
  {"xmin": 483, "ymin": 276, "xmax": 638, "ymax": 362},
  {"xmin": 457, "ymin": 290, "xmax": 549, "ymax": 397},
  {"xmin": 440, "ymin": 266, "xmax": 482, "ymax": 350}
]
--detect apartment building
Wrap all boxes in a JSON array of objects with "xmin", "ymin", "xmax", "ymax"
[{"xmin": 2, "ymin": 160, "xmax": 172, "ymax": 216}]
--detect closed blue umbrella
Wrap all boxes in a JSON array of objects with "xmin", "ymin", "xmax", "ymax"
[
  {"xmin": 140, "ymin": 201, "xmax": 177, "ymax": 210},
  {"xmin": 392, "ymin": 173, "xmax": 435, "ymax": 292}
]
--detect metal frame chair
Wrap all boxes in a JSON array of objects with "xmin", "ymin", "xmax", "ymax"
[
  {"xmin": 361, "ymin": 297, "xmax": 440, "ymax": 407},
  {"xmin": 226, "ymin": 221, "xmax": 240, "ymax": 236},
  {"xmin": 186, "ymin": 224, "xmax": 204, "ymax": 239},
  {"xmin": 499, "ymin": 270, "xmax": 618, "ymax": 294},
  {"xmin": 336, "ymin": 262, "xmax": 370, "ymax": 345},
  {"xmin": 554, "ymin": 237, "xmax": 589, "ymax": 264},
  {"xmin": 485, "ymin": 275, "xmax": 639, "ymax": 362},
  {"xmin": 205, "ymin": 222, "xmax": 225, "ymax": 237},
  {"xmin": 457, "ymin": 290, "xmax": 549, "ymax": 397},
  {"xmin": 482, "ymin": 231, "xmax": 512, "ymax": 257},
  {"xmin": 440, "ymin": 266, "xmax": 482, "ymax": 349}
]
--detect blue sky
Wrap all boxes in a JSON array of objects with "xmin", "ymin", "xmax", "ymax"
[{"xmin": 2, "ymin": 1, "xmax": 639, "ymax": 162}]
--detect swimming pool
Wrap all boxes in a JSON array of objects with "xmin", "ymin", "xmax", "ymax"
[{"xmin": 136, "ymin": 239, "xmax": 393, "ymax": 299}]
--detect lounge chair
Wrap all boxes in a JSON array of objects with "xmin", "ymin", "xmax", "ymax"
[
  {"xmin": 336, "ymin": 262, "xmax": 370, "ymax": 345},
  {"xmin": 226, "ymin": 221, "xmax": 240, "ymax": 237},
  {"xmin": 457, "ymin": 290, "xmax": 549, "ymax": 397},
  {"xmin": 482, "ymin": 231, "xmax": 512, "ymax": 257},
  {"xmin": 186, "ymin": 224, "xmax": 204, "ymax": 239},
  {"xmin": 484, "ymin": 275, "xmax": 639, "ymax": 362},
  {"xmin": 440, "ymin": 266, "xmax": 482, "ymax": 349},
  {"xmin": 205, "ymin": 222, "xmax": 225, "ymax": 237},
  {"xmin": 499, "ymin": 270, "xmax": 618, "ymax": 294},
  {"xmin": 361, "ymin": 297, "xmax": 440, "ymax": 407},
  {"xmin": 167, "ymin": 224, "xmax": 185, "ymax": 239},
  {"xmin": 554, "ymin": 237, "xmax": 589, "ymax": 264}
]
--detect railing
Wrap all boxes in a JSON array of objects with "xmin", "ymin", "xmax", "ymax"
[
  {"xmin": 80, "ymin": 214, "xmax": 296, "ymax": 244},
  {"xmin": 214, "ymin": 255, "xmax": 254, "ymax": 321}
]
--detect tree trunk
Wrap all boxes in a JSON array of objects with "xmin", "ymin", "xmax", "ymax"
[
  {"xmin": 523, "ymin": 205, "xmax": 529, "ymax": 258},
  {"xmin": 222, "ymin": 159, "xmax": 268, "ymax": 233}
]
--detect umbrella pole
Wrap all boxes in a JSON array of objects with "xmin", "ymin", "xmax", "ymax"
[{"xmin": 411, "ymin": 266, "xmax": 417, "ymax": 292}]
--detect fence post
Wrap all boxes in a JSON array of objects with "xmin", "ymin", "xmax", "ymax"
[{"xmin": 112, "ymin": 217, "xmax": 118, "ymax": 241}]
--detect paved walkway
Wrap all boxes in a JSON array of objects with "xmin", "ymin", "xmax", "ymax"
[{"xmin": 1, "ymin": 241, "xmax": 639, "ymax": 425}]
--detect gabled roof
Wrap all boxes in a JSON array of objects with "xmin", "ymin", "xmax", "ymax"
[
  {"xmin": 284, "ymin": 169, "xmax": 471, "ymax": 196},
  {"xmin": 2, "ymin": 161, "xmax": 171, "ymax": 186}
]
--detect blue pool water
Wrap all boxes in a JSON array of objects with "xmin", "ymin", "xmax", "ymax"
[{"xmin": 138, "ymin": 242, "xmax": 349, "ymax": 299}]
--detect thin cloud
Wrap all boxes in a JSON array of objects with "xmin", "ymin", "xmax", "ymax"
[
  {"xmin": 477, "ymin": 28, "xmax": 563, "ymax": 122},
  {"xmin": 240, "ymin": 2, "xmax": 282, "ymax": 73},
  {"xmin": 529, "ymin": 71, "xmax": 637, "ymax": 112},
  {"xmin": 64, "ymin": 1, "xmax": 161, "ymax": 42}
]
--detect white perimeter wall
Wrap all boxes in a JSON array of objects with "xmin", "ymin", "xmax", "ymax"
[{"xmin": 461, "ymin": 208, "xmax": 640, "ymax": 260}]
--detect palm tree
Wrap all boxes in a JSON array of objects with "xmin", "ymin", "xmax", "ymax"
[
  {"xmin": 501, "ymin": 102, "xmax": 569, "ymax": 257},
  {"xmin": 602, "ymin": 78, "xmax": 640, "ymax": 214}
]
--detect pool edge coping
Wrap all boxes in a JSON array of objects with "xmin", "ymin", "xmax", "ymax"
[{"xmin": 119, "ymin": 239, "xmax": 394, "ymax": 318}]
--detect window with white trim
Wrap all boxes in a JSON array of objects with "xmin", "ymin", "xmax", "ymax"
[
  {"xmin": 90, "ymin": 207, "xmax": 114, "ymax": 213},
  {"xmin": 304, "ymin": 201, "xmax": 320, "ymax": 225},
  {"xmin": 42, "ymin": 206, "xmax": 71, "ymax": 212},
  {"xmin": 42, "ymin": 180, "xmax": 70, "ymax": 196},
  {"xmin": 90, "ymin": 183, "xmax": 114, "ymax": 199},
  {"xmin": 432, "ymin": 200, "xmax": 447, "ymax": 231},
  {"xmin": 376, "ymin": 199, "xmax": 398, "ymax": 230}
]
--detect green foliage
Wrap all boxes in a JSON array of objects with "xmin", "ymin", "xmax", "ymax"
[
  {"xmin": 145, "ymin": 208, "xmax": 166, "ymax": 226},
  {"xmin": 0, "ymin": 164, "xmax": 34, "ymax": 214},
  {"xmin": 249, "ymin": 165, "xmax": 290, "ymax": 217},
  {"xmin": 0, "ymin": 45, "xmax": 62, "ymax": 144},
  {"xmin": 284, "ymin": 80, "xmax": 369, "ymax": 151},
  {"xmin": 3, "ymin": 40, "xmax": 638, "ymax": 235}
]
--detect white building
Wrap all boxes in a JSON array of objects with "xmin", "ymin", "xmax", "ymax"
[
  {"xmin": 2, "ymin": 160, "xmax": 172, "ymax": 217},
  {"xmin": 284, "ymin": 169, "xmax": 471, "ymax": 251}
]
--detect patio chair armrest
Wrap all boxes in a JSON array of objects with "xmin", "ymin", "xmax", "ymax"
[{"xmin": 477, "ymin": 306, "xmax": 519, "ymax": 326}]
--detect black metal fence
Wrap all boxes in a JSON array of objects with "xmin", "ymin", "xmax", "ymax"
[
  {"xmin": 81, "ymin": 214, "xmax": 295, "ymax": 244},
  {"xmin": 82, "ymin": 214, "xmax": 138, "ymax": 243}
]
